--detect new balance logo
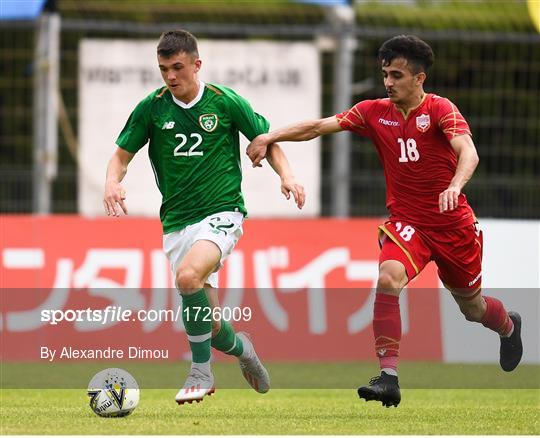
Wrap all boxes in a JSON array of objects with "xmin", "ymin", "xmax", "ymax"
[{"xmin": 162, "ymin": 121, "xmax": 175, "ymax": 129}]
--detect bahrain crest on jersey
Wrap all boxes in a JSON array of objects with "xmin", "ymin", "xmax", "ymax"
[
  {"xmin": 416, "ymin": 114, "xmax": 430, "ymax": 132},
  {"xmin": 199, "ymin": 114, "xmax": 219, "ymax": 132}
]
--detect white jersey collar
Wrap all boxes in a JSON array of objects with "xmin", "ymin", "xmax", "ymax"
[{"xmin": 172, "ymin": 81, "xmax": 206, "ymax": 109}]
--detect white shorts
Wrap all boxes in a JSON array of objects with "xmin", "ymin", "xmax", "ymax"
[{"xmin": 162, "ymin": 211, "xmax": 244, "ymax": 289}]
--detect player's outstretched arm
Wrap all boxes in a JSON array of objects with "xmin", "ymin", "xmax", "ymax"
[
  {"xmin": 265, "ymin": 143, "xmax": 305, "ymax": 210},
  {"xmin": 103, "ymin": 147, "xmax": 135, "ymax": 217},
  {"xmin": 247, "ymin": 116, "xmax": 342, "ymax": 167},
  {"xmin": 439, "ymin": 134, "xmax": 480, "ymax": 213}
]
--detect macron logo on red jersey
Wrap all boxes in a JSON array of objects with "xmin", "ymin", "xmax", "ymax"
[{"xmin": 378, "ymin": 118, "xmax": 400, "ymax": 127}]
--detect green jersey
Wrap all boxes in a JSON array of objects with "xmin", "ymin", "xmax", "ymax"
[{"xmin": 116, "ymin": 83, "xmax": 270, "ymax": 234}]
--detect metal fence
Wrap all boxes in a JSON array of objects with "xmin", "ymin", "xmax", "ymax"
[{"xmin": 1, "ymin": 18, "xmax": 539, "ymax": 218}]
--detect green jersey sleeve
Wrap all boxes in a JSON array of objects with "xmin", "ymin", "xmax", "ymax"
[
  {"xmin": 115, "ymin": 93, "xmax": 154, "ymax": 153},
  {"xmin": 223, "ymin": 87, "xmax": 270, "ymax": 141}
]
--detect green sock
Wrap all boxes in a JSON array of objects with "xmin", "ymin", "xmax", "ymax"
[
  {"xmin": 181, "ymin": 289, "xmax": 212, "ymax": 363},
  {"xmin": 211, "ymin": 321, "xmax": 244, "ymax": 357}
]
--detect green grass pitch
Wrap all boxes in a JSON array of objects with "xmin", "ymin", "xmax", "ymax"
[{"xmin": 1, "ymin": 362, "xmax": 539, "ymax": 434}]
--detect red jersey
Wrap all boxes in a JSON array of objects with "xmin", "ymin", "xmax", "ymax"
[{"xmin": 336, "ymin": 93, "xmax": 475, "ymax": 229}]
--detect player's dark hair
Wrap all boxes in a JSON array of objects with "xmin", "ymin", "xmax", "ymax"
[
  {"xmin": 157, "ymin": 30, "xmax": 199, "ymax": 58},
  {"xmin": 378, "ymin": 35, "xmax": 434, "ymax": 74}
]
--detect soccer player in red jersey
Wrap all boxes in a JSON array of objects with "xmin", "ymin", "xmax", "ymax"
[{"xmin": 246, "ymin": 35, "xmax": 523, "ymax": 407}]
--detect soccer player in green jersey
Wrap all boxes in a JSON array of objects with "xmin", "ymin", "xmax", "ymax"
[{"xmin": 103, "ymin": 30, "xmax": 305, "ymax": 405}]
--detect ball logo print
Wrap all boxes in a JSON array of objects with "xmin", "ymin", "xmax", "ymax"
[{"xmin": 87, "ymin": 368, "xmax": 140, "ymax": 417}]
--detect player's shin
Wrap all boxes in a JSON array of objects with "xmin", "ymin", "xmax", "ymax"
[
  {"xmin": 211, "ymin": 320, "xmax": 244, "ymax": 356},
  {"xmin": 480, "ymin": 296, "xmax": 513, "ymax": 336},
  {"xmin": 181, "ymin": 288, "xmax": 212, "ymax": 363},
  {"xmin": 373, "ymin": 293, "xmax": 401, "ymax": 375}
]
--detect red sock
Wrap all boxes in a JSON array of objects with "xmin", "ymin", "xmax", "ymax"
[
  {"xmin": 373, "ymin": 293, "xmax": 401, "ymax": 371},
  {"xmin": 481, "ymin": 296, "xmax": 513, "ymax": 336}
]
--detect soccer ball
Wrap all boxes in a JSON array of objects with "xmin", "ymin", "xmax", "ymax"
[{"xmin": 87, "ymin": 368, "xmax": 140, "ymax": 417}]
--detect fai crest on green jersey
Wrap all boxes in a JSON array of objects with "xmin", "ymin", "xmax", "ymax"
[{"xmin": 199, "ymin": 114, "xmax": 219, "ymax": 132}]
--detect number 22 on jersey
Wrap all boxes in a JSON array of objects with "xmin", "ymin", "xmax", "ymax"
[{"xmin": 174, "ymin": 133, "xmax": 203, "ymax": 157}]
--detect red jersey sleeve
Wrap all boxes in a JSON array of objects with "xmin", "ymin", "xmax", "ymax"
[
  {"xmin": 434, "ymin": 97, "xmax": 472, "ymax": 141},
  {"xmin": 336, "ymin": 100, "xmax": 373, "ymax": 136}
]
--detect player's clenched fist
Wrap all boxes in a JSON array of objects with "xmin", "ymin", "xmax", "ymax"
[
  {"xmin": 439, "ymin": 186, "xmax": 460, "ymax": 213},
  {"xmin": 103, "ymin": 181, "xmax": 128, "ymax": 217}
]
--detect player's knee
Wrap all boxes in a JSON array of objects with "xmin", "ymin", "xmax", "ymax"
[
  {"xmin": 176, "ymin": 266, "xmax": 204, "ymax": 292},
  {"xmin": 377, "ymin": 272, "xmax": 402, "ymax": 293}
]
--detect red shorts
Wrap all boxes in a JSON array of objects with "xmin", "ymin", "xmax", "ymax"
[{"xmin": 378, "ymin": 220, "xmax": 483, "ymax": 297}]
